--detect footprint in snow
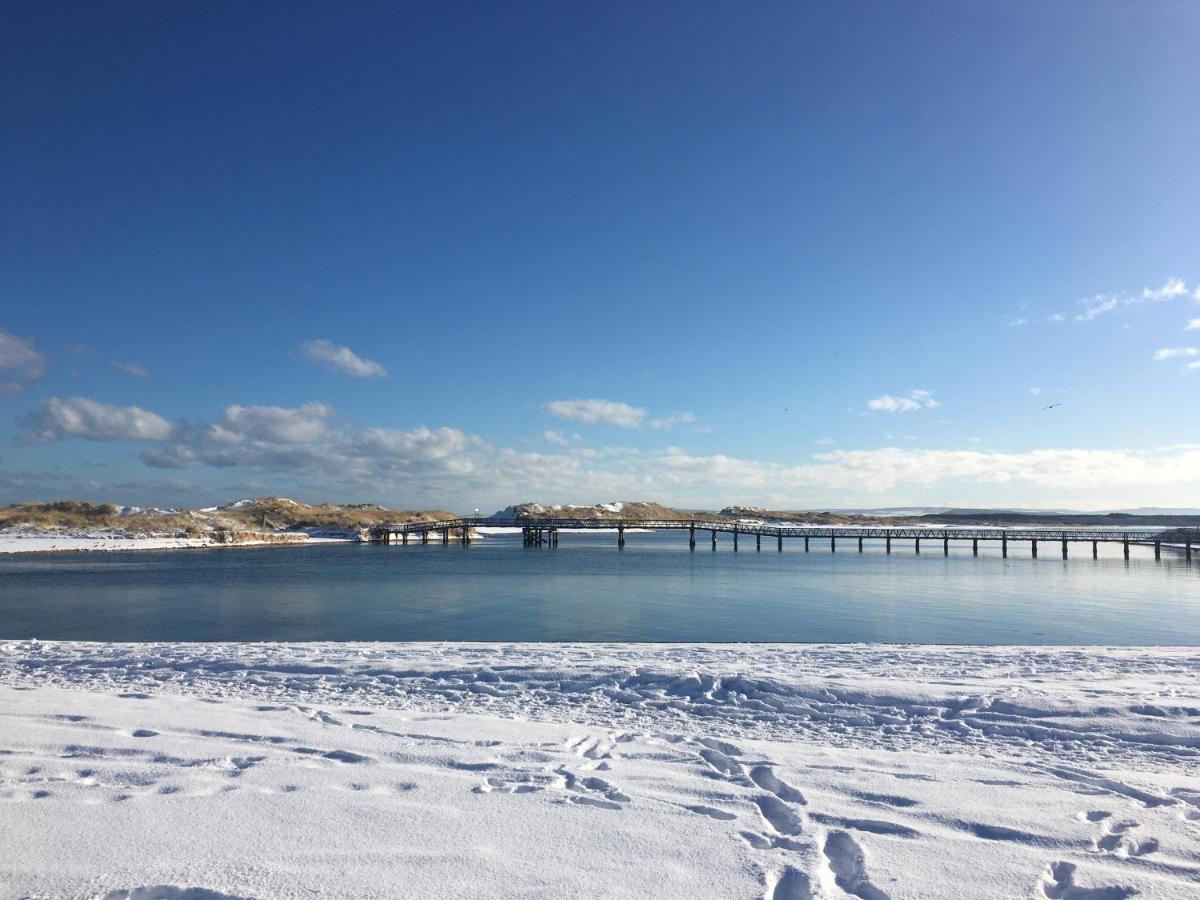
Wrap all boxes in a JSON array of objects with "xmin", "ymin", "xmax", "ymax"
[
  {"xmin": 1039, "ymin": 861, "xmax": 1135, "ymax": 900},
  {"xmin": 823, "ymin": 831, "xmax": 889, "ymax": 900}
]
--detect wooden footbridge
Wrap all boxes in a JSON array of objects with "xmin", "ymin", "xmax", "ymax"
[{"xmin": 374, "ymin": 518, "xmax": 1199, "ymax": 561}]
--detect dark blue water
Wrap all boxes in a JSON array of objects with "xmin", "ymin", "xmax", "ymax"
[{"xmin": 0, "ymin": 531, "xmax": 1197, "ymax": 643}]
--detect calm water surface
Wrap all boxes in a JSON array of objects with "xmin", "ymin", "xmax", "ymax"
[{"xmin": 1, "ymin": 531, "xmax": 1198, "ymax": 643}]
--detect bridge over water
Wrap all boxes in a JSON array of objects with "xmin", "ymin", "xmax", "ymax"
[{"xmin": 374, "ymin": 518, "xmax": 1199, "ymax": 561}]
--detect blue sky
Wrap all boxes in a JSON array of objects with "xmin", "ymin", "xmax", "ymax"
[{"xmin": 2, "ymin": 1, "xmax": 1199, "ymax": 511}]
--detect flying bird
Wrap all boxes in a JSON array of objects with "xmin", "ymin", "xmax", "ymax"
[{"xmin": 1041, "ymin": 403, "xmax": 1062, "ymax": 411}]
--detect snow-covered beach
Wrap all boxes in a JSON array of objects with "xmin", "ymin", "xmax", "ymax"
[{"xmin": 2, "ymin": 642, "xmax": 1198, "ymax": 898}]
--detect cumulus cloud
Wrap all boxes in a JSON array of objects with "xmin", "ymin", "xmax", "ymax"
[
  {"xmin": 1186, "ymin": 319, "xmax": 1200, "ymax": 332},
  {"xmin": 867, "ymin": 390, "xmax": 940, "ymax": 413},
  {"xmin": 112, "ymin": 360, "xmax": 152, "ymax": 378},
  {"xmin": 300, "ymin": 339, "xmax": 387, "ymax": 379},
  {"xmin": 1153, "ymin": 347, "xmax": 1199, "ymax": 361},
  {"xmin": 0, "ymin": 329, "xmax": 47, "ymax": 395},
  {"xmin": 545, "ymin": 399, "xmax": 647, "ymax": 428},
  {"xmin": 220, "ymin": 403, "xmax": 333, "ymax": 443},
  {"xmin": 20, "ymin": 396, "xmax": 173, "ymax": 443},
  {"xmin": 543, "ymin": 429, "xmax": 569, "ymax": 446}
]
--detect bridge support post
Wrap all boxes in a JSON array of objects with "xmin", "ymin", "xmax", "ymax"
[
  {"xmin": 915, "ymin": 537, "xmax": 920, "ymax": 555},
  {"xmin": 886, "ymin": 536, "xmax": 891, "ymax": 554},
  {"xmin": 777, "ymin": 530, "xmax": 783, "ymax": 552},
  {"xmin": 831, "ymin": 535, "xmax": 836, "ymax": 553},
  {"xmin": 461, "ymin": 527, "xmax": 469, "ymax": 546},
  {"xmin": 711, "ymin": 529, "xmax": 717, "ymax": 551},
  {"xmin": 421, "ymin": 531, "xmax": 429, "ymax": 545},
  {"xmin": 1032, "ymin": 539, "xmax": 1037, "ymax": 558},
  {"xmin": 1062, "ymin": 539, "xmax": 1067, "ymax": 560},
  {"xmin": 442, "ymin": 528, "xmax": 449, "ymax": 545},
  {"xmin": 943, "ymin": 535, "xmax": 949, "ymax": 556},
  {"xmin": 1002, "ymin": 536, "xmax": 1007, "ymax": 558},
  {"xmin": 1154, "ymin": 541, "xmax": 1161, "ymax": 561},
  {"xmin": 804, "ymin": 535, "xmax": 809, "ymax": 552},
  {"xmin": 551, "ymin": 528, "xmax": 559, "ymax": 547},
  {"xmin": 689, "ymin": 523, "xmax": 696, "ymax": 551},
  {"xmin": 858, "ymin": 536, "xmax": 863, "ymax": 553},
  {"xmin": 1092, "ymin": 540, "xmax": 1097, "ymax": 559},
  {"xmin": 618, "ymin": 526, "xmax": 625, "ymax": 549},
  {"xmin": 972, "ymin": 538, "xmax": 978, "ymax": 556},
  {"xmin": 756, "ymin": 533, "xmax": 761, "ymax": 552},
  {"xmin": 1123, "ymin": 537, "xmax": 1129, "ymax": 560},
  {"xmin": 733, "ymin": 528, "xmax": 738, "ymax": 552},
  {"xmin": 402, "ymin": 532, "xmax": 408, "ymax": 546},
  {"xmin": 1187, "ymin": 542, "xmax": 1192, "ymax": 562}
]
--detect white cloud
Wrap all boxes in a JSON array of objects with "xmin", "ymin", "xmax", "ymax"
[
  {"xmin": 0, "ymin": 329, "xmax": 47, "ymax": 395},
  {"xmin": 867, "ymin": 390, "xmax": 940, "ymax": 413},
  {"xmin": 543, "ymin": 429, "xmax": 569, "ymax": 446},
  {"xmin": 648, "ymin": 411, "xmax": 697, "ymax": 430},
  {"xmin": 20, "ymin": 396, "xmax": 173, "ymax": 442},
  {"xmin": 1186, "ymin": 319, "xmax": 1200, "ymax": 332},
  {"xmin": 300, "ymin": 340, "xmax": 387, "ymax": 379},
  {"xmin": 112, "ymin": 360, "xmax": 152, "ymax": 379},
  {"xmin": 219, "ymin": 402, "xmax": 334, "ymax": 443},
  {"xmin": 1142, "ymin": 277, "xmax": 1188, "ymax": 301},
  {"xmin": 545, "ymin": 399, "xmax": 646, "ymax": 428},
  {"xmin": 1029, "ymin": 387, "xmax": 1042, "ymax": 396},
  {"xmin": 1153, "ymin": 347, "xmax": 1199, "ymax": 361},
  {"xmin": 1075, "ymin": 294, "xmax": 1122, "ymax": 321},
  {"xmin": 1076, "ymin": 278, "xmax": 1191, "ymax": 322}
]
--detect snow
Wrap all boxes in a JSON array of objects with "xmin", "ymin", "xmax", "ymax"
[
  {"xmin": 2, "ymin": 642, "xmax": 1198, "ymax": 898},
  {"xmin": 0, "ymin": 531, "xmax": 346, "ymax": 554},
  {"xmin": 0, "ymin": 533, "xmax": 216, "ymax": 553}
]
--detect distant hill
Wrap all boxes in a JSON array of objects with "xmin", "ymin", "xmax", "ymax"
[
  {"xmin": 0, "ymin": 497, "xmax": 459, "ymax": 538},
  {"xmin": 494, "ymin": 501, "xmax": 723, "ymax": 522}
]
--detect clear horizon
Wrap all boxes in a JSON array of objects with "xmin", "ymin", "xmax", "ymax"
[{"xmin": 3, "ymin": 2, "xmax": 1199, "ymax": 511}]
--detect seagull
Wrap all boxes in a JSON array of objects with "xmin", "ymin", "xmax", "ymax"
[{"xmin": 1041, "ymin": 403, "xmax": 1062, "ymax": 411}]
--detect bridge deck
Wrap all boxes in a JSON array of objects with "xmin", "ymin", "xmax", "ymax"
[{"xmin": 376, "ymin": 517, "xmax": 1199, "ymax": 546}]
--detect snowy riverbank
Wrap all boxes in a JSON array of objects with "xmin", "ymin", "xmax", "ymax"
[{"xmin": 2, "ymin": 642, "xmax": 1198, "ymax": 898}]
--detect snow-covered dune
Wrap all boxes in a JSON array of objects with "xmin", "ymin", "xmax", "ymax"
[{"xmin": 2, "ymin": 642, "xmax": 1198, "ymax": 898}]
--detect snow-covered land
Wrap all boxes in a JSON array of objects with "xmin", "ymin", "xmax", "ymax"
[{"xmin": 2, "ymin": 642, "xmax": 1198, "ymax": 898}]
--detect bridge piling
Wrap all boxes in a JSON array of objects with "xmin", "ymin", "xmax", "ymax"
[
  {"xmin": 402, "ymin": 532, "xmax": 409, "ymax": 546},
  {"xmin": 618, "ymin": 525, "xmax": 625, "ymax": 549},
  {"xmin": 756, "ymin": 533, "xmax": 761, "ymax": 552},
  {"xmin": 804, "ymin": 535, "xmax": 809, "ymax": 552},
  {"xmin": 1032, "ymin": 539, "xmax": 1037, "ymax": 559},
  {"xmin": 1062, "ymin": 538, "xmax": 1067, "ymax": 560},
  {"xmin": 1123, "ymin": 537, "xmax": 1129, "ymax": 560},
  {"xmin": 711, "ymin": 529, "xmax": 717, "ymax": 551},
  {"xmin": 943, "ymin": 534, "xmax": 949, "ymax": 556},
  {"xmin": 733, "ymin": 528, "xmax": 739, "ymax": 551},
  {"xmin": 831, "ymin": 535, "xmax": 836, "ymax": 553},
  {"xmin": 886, "ymin": 535, "xmax": 891, "ymax": 554},
  {"xmin": 421, "ymin": 531, "xmax": 429, "ymax": 545},
  {"xmin": 1002, "ymin": 536, "xmax": 1007, "ymax": 558},
  {"xmin": 777, "ymin": 530, "xmax": 783, "ymax": 552},
  {"xmin": 915, "ymin": 537, "xmax": 921, "ymax": 555},
  {"xmin": 1155, "ymin": 541, "xmax": 1161, "ymax": 561},
  {"xmin": 1092, "ymin": 541, "xmax": 1097, "ymax": 559},
  {"xmin": 689, "ymin": 523, "xmax": 696, "ymax": 551},
  {"xmin": 972, "ymin": 538, "xmax": 978, "ymax": 556},
  {"xmin": 858, "ymin": 536, "xmax": 863, "ymax": 553},
  {"xmin": 1187, "ymin": 542, "xmax": 1193, "ymax": 562}
]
